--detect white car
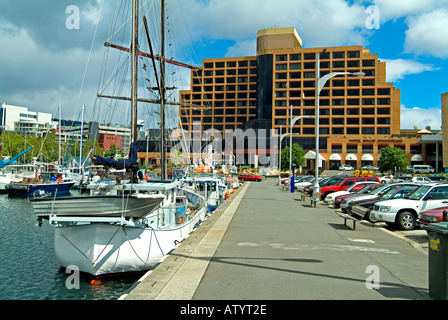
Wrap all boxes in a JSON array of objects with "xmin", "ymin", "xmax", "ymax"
[
  {"xmin": 324, "ymin": 181, "xmax": 378, "ymax": 205},
  {"xmin": 379, "ymin": 176, "xmax": 405, "ymax": 184},
  {"xmin": 370, "ymin": 183, "xmax": 448, "ymax": 230},
  {"xmin": 339, "ymin": 164, "xmax": 354, "ymax": 171},
  {"xmin": 411, "ymin": 176, "xmax": 433, "ymax": 184}
]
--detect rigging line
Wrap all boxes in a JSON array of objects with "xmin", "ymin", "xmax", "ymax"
[{"xmin": 74, "ymin": 0, "xmax": 106, "ymax": 121}]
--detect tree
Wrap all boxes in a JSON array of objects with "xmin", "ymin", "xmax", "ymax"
[
  {"xmin": 378, "ymin": 146, "xmax": 408, "ymax": 174},
  {"xmin": 280, "ymin": 143, "xmax": 305, "ymax": 171}
]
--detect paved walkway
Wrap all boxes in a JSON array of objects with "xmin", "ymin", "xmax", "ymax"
[{"xmin": 123, "ymin": 179, "xmax": 430, "ymax": 300}]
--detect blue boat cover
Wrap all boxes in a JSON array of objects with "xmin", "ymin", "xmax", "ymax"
[{"xmin": 93, "ymin": 143, "xmax": 139, "ymax": 170}]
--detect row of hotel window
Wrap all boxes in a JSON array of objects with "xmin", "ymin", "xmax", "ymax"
[
  {"xmin": 275, "ymin": 60, "xmax": 375, "ymax": 70},
  {"xmin": 274, "ymin": 117, "xmax": 390, "ymax": 125},
  {"xmin": 276, "ymin": 51, "xmax": 363, "ymax": 61}
]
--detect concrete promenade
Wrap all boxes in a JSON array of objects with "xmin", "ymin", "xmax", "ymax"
[{"xmin": 123, "ymin": 179, "xmax": 430, "ymax": 300}]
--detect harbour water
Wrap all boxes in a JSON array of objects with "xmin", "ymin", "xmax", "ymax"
[{"xmin": 0, "ymin": 191, "xmax": 141, "ymax": 300}]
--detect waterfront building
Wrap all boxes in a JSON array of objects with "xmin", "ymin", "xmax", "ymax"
[{"xmin": 179, "ymin": 27, "xmax": 437, "ymax": 170}]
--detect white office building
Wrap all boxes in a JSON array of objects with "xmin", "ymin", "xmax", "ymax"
[{"xmin": 1, "ymin": 102, "xmax": 57, "ymax": 136}]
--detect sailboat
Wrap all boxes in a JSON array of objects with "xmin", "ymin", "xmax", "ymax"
[{"xmin": 32, "ymin": 0, "xmax": 208, "ymax": 277}]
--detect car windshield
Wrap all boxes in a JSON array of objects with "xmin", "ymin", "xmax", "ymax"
[
  {"xmin": 379, "ymin": 188, "xmax": 401, "ymax": 200},
  {"xmin": 366, "ymin": 184, "xmax": 386, "ymax": 195},
  {"xmin": 356, "ymin": 184, "xmax": 378, "ymax": 193},
  {"xmin": 407, "ymin": 185, "xmax": 432, "ymax": 200}
]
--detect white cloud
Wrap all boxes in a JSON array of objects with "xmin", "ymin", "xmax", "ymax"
[
  {"xmin": 373, "ymin": 0, "xmax": 439, "ymax": 21},
  {"xmin": 400, "ymin": 105, "xmax": 442, "ymax": 130},
  {"xmin": 181, "ymin": 0, "xmax": 369, "ymax": 49},
  {"xmin": 380, "ymin": 58, "xmax": 437, "ymax": 82},
  {"xmin": 404, "ymin": 8, "xmax": 448, "ymax": 58}
]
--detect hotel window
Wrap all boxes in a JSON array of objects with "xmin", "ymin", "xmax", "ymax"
[
  {"xmin": 290, "ymin": 90, "xmax": 302, "ymax": 98},
  {"xmin": 377, "ymin": 128, "xmax": 390, "ymax": 135},
  {"xmin": 290, "ymin": 100, "xmax": 301, "ymax": 107},
  {"xmin": 332, "ymin": 52, "xmax": 345, "ymax": 59},
  {"xmin": 320, "ymin": 99, "xmax": 330, "ymax": 106},
  {"xmin": 362, "ymin": 88, "xmax": 375, "ymax": 96},
  {"xmin": 303, "ymin": 109, "xmax": 315, "ymax": 115},
  {"xmin": 333, "ymin": 108, "xmax": 345, "ymax": 115},
  {"xmin": 275, "ymin": 91, "xmax": 287, "ymax": 98},
  {"xmin": 290, "ymin": 63, "xmax": 301, "ymax": 70},
  {"xmin": 290, "ymin": 54, "xmax": 301, "ymax": 60},
  {"xmin": 347, "ymin": 60, "xmax": 360, "ymax": 68},
  {"xmin": 347, "ymin": 128, "xmax": 360, "ymax": 135},
  {"xmin": 362, "ymin": 118, "xmax": 375, "ymax": 124},
  {"xmin": 347, "ymin": 89, "xmax": 359, "ymax": 96},
  {"xmin": 332, "ymin": 145, "xmax": 343, "ymax": 153},
  {"xmin": 216, "ymin": 62, "xmax": 225, "ymax": 68},
  {"xmin": 332, "ymin": 128, "xmax": 344, "ymax": 135},
  {"xmin": 362, "ymin": 60, "xmax": 375, "ymax": 67},
  {"xmin": 238, "ymin": 69, "xmax": 248, "ymax": 75},
  {"xmin": 290, "ymin": 72, "xmax": 301, "ymax": 79},
  {"xmin": 347, "ymin": 118, "xmax": 359, "ymax": 125},
  {"xmin": 227, "ymin": 61, "xmax": 236, "ymax": 68},
  {"xmin": 204, "ymin": 62, "xmax": 213, "ymax": 69},
  {"xmin": 347, "ymin": 79, "xmax": 359, "ymax": 86},
  {"xmin": 238, "ymin": 84, "xmax": 248, "ymax": 90},
  {"xmin": 332, "ymin": 118, "xmax": 344, "ymax": 125},
  {"xmin": 276, "ymin": 64, "xmax": 287, "ymax": 70},
  {"xmin": 362, "ymin": 145, "xmax": 374, "ymax": 153},
  {"xmin": 275, "ymin": 109, "xmax": 287, "ymax": 116},
  {"xmin": 362, "ymin": 108, "xmax": 375, "ymax": 115},
  {"xmin": 276, "ymin": 55, "xmax": 288, "ymax": 61},
  {"xmin": 362, "ymin": 79, "xmax": 375, "ymax": 86},
  {"xmin": 304, "ymin": 62, "xmax": 315, "ymax": 69},
  {"xmin": 378, "ymin": 88, "xmax": 391, "ymax": 95},
  {"xmin": 377, "ymin": 118, "xmax": 390, "ymax": 125},
  {"xmin": 319, "ymin": 128, "xmax": 330, "ymax": 135},
  {"xmin": 215, "ymin": 70, "xmax": 225, "ymax": 76},
  {"xmin": 364, "ymin": 70, "xmax": 375, "ymax": 76},
  {"xmin": 332, "ymin": 99, "xmax": 345, "ymax": 106},
  {"xmin": 362, "ymin": 127, "xmax": 375, "ymax": 134},
  {"xmin": 333, "ymin": 80, "xmax": 345, "ymax": 87},
  {"xmin": 303, "ymin": 81, "xmax": 315, "ymax": 87},
  {"xmin": 303, "ymin": 118, "xmax": 315, "ymax": 125},
  {"xmin": 276, "ymin": 73, "xmax": 287, "ymax": 80},
  {"xmin": 304, "ymin": 72, "xmax": 315, "ymax": 78},
  {"xmin": 275, "ymin": 82, "xmax": 287, "ymax": 88},
  {"xmin": 347, "ymin": 145, "xmax": 358, "ymax": 153},
  {"xmin": 332, "ymin": 61, "xmax": 345, "ymax": 68},
  {"xmin": 347, "ymin": 99, "xmax": 360, "ymax": 106},
  {"xmin": 238, "ymin": 77, "xmax": 248, "ymax": 83},
  {"xmin": 227, "ymin": 69, "xmax": 236, "ymax": 75},
  {"xmin": 362, "ymin": 98, "xmax": 375, "ymax": 105},
  {"xmin": 304, "ymin": 100, "xmax": 315, "ymax": 106},
  {"xmin": 332, "ymin": 89, "xmax": 345, "ymax": 96},
  {"xmin": 226, "ymin": 85, "xmax": 235, "ymax": 91},
  {"xmin": 347, "ymin": 108, "xmax": 360, "ymax": 115},
  {"xmin": 275, "ymin": 119, "xmax": 287, "ymax": 126},
  {"xmin": 250, "ymin": 60, "xmax": 257, "ymax": 67},
  {"xmin": 377, "ymin": 108, "xmax": 391, "ymax": 115},
  {"xmin": 320, "ymin": 52, "xmax": 330, "ymax": 59},
  {"xmin": 304, "ymin": 53, "xmax": 315, "ymax": 60},
  {"xmin": 378, "ymin": 98, "xmax": 391, "ymax": 105},
  {"xmin": 303, "ymin": 128, "xmax": 315, "ymax": 135},
  {"xmin": 320, "ymin": 61, "xmax": 330, "ymax": 69},
  {"xmin": 237, "ymin": 101, "xmax": 247, "ymax": 107},
  {"xmin": 347, "ymin": 51, "xmax": 360, "ymax": 58},
  {"xmin": 239, "ymin": 61, "xmax": 248, "ymax": 67},
  {"xmin": 275, "ymin": 100, "xmax": 287, "ymax": 107}
]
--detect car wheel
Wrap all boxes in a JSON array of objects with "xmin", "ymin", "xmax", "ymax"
[
  {"xmin": 366, "ymin": 210, "xmax": 377, "ymax": 223},
  {"xmin": 396, "ymin": 211, "xmax": 416, "ymax": 230}
]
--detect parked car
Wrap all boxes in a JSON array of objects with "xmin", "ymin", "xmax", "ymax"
[
  {"xmin": 418, "ymin": 206, "xmax": 448, "ymax": 226},
  {"xmin": 319, "ymin": 176, "xmax": 380, "ymax": 201},
  {"xmin": 370, "ymin": 183, "xmax": 448, "ymax": 230},
  {"xmin": 324, "ymin": 181, "xmax": 379, "ymax": 205},
  {"xmin": 427, "ymin": 174, "xmax": 447, "ymax": 181},
  {"xmin": 340, "ymin": 182, "xmax": 421, "ymax": 213},
  {"xmin": 351, "ymin": 186, "xmax": 419, "ymax": 222},
  {"xmin": 412, "ymin": 165, "xmax": 435, "ymax": 174},
  {"xmin": 339, "ymin": 164, "xmax": 354, "ymax": 171},
  {"xmin": 411, "ymin": 176, "xmax": 433, "ymax": 184},
  {"xmin": 238, "ymin": 173, "xmax": 262, "ymax": 181},
  {"xmin": 333, "ymin": 183, "xmax": 381, "ymax": 208},
  {"xmin": 361, "ymin": 165, "xmax": 379, "ymax": 171},
  {"xmin": 303, "ymin": 175, "xmax": 350, "ymax": 196},
  {"xmin": 379, "ymin": 175, "xmax": 405, "ymax": 184},
  {"xmin": 295, "ymin": 177, "xmax": 324, "ymax": 191}
]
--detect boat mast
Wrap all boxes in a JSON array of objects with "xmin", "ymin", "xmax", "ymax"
[
  {"xmin": 160, "ymin": 0, "xmax": 167, "ymax": 180},
  {"xmin": 131, "ymin": 0, "xmax": 139, "ymax": 144}
]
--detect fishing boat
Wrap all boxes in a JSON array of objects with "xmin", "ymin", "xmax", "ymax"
[
  {"xmin": 6, "ymin": 171, "xmax": 76, "ymax": 196},
  {"xmin": 32, "ymin": 0, "xmax": 208, "ymax": 277}
]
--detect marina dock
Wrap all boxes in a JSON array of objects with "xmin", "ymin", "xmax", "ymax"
[{"xmin": 122, "ymin": 178, "xmax": 430, "ymax": 300}]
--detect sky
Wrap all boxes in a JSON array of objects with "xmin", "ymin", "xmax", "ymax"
[{"xmin": 0, "ymin": 0, "xmax": 447, "ymax": 131}]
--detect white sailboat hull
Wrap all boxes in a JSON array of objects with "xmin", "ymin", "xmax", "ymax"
[{"xmin": 54, "ymin": 206, "xmax": 207, "ymax": 276}]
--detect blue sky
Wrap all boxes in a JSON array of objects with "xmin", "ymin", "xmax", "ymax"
[{"xmin": 0, "ymin": 0, "xmax": 447, "ymax": 130}]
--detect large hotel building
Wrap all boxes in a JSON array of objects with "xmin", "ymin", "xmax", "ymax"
[{"xmin": 178, "ymin": 27, "xmax": 439, "ymax": 170}]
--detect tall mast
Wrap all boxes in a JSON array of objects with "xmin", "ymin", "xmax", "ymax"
[
  {"xmin": 160, "ymin": 0, "xmax": 167, "ymax": 180},
  {"xmin": 131, "ymin": 0, "xmax": 139, "ymax": 143}
]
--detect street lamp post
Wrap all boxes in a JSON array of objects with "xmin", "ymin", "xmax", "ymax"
[{"xmin": 313, "ymin": 49, "xmax": 365, "ymax": 204}]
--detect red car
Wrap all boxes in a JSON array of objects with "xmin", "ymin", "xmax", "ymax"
[
  {"xmin": 417, "ymin": 206, "xmax": 448, "ymax": 226},
  {"xmin": 238, "ymin": 173, "xmax": 263, "ymax": 181}
]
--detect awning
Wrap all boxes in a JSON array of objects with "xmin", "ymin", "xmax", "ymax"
[
  {"xmin": 329, "ymin": 154, "xmax": 342, "ymax": 161},
  {"xmin": 304, "ymin": 150, "xmax": 326, "ymax": 161},
  {"xmin": 361, "ymin": 154, "xmax": 374, "ymax": 161},
  {"xmin": 345, "ymin": 154, "xmax": 357, "ymax": 161},
  {"xmin": 411, "ymin": 154, "xmax": 423, "ymax": 162}
]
